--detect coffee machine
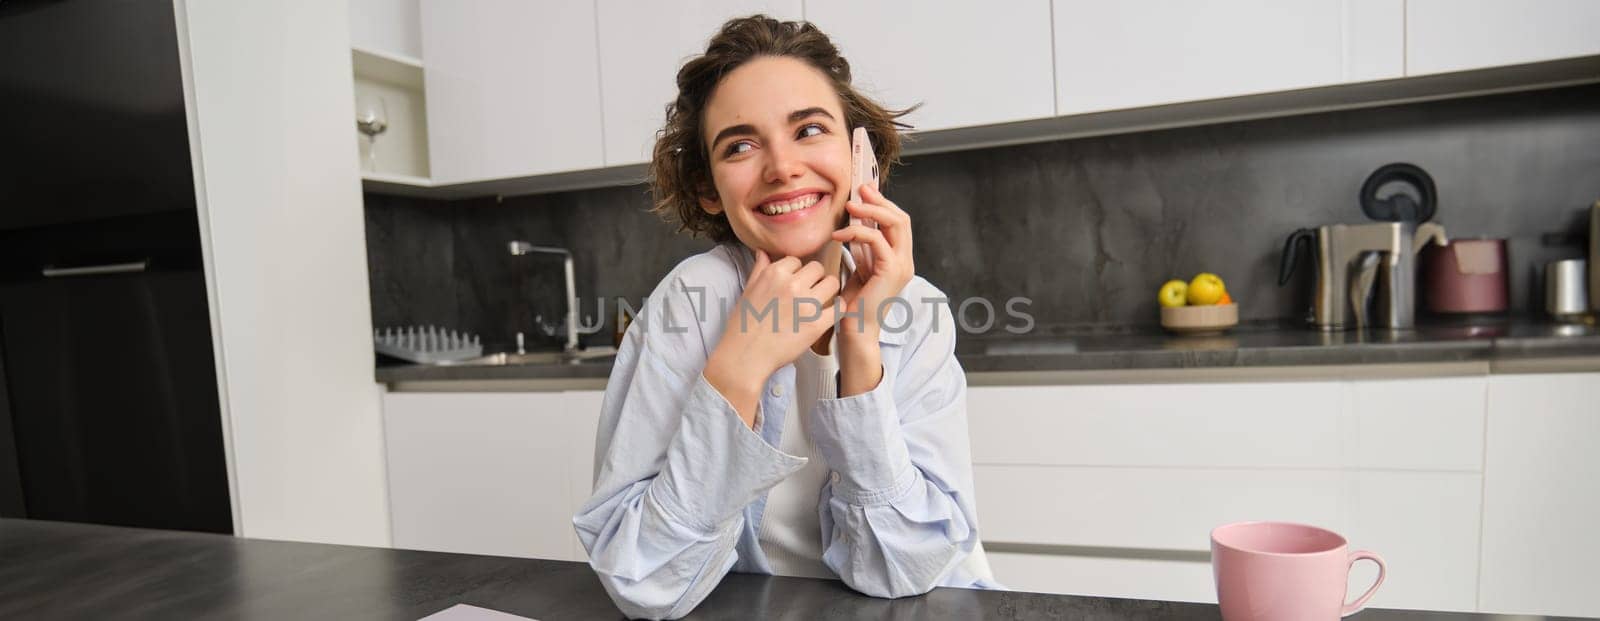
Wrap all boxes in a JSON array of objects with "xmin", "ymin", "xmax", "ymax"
[{"xmin": 1279, "ymin": 222, "xmax": 1448, "ymax": 330}]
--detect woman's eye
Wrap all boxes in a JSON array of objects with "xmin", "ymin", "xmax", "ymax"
[
  {"xmin": 724, "ymin": 141, "xmax": 753, "ymax": 157},
  {"xmin": 797, "ymin": 123, "xmax": 825, "ymax": 139}
]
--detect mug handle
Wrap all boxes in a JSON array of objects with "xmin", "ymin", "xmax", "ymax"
[{"xmin": 1341, "ymin": 550, "xmax": 1387, "ymax": 617}]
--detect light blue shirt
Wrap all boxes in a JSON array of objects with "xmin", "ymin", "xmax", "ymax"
[{"xmin": 573, "ymin": 243, "xmax": 999, "ymax": 620}]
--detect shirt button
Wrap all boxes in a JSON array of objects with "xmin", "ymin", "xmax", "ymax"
[
  {"xmin": 831, "ymin": 472, "xmax": 841, "ymax": 483},
  {"xmin": 771, "ymin": 385, "xmax": 784, "ymax": 397}
]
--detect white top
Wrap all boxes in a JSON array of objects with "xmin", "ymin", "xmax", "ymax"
[{"xmin": 757, "ymin": 337, "xmax": 839, "ymax": 579}]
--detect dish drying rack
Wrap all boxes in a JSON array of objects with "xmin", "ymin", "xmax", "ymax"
[{"xmin": 374, "ymin": 325, "xmax": 483, "ymax": 364}]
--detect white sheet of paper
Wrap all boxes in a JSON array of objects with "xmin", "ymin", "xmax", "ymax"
[{"xmin": 418, "ymin": 603, "xmax": 537, "ymax": 621}]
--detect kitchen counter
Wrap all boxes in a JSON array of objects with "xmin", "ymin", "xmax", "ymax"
[
  {"xmin": 375, "ymin": 318, "xmax": 1600, "ymax": 387},
  {"xmin": 959, "ymin": 318, "xmax": 1600, "ymax": 372},
  {"xmin": 0, "ymin": 518, "xmax": 1590, "ymax": 621}
]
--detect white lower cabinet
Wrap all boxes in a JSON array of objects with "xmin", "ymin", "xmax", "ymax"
[
  {"xmin": 378, "ymin": 371, "xmax": 1598, "ymax": 615},
  {"xmin": 382, "ymin": 390, "xmax": 603, "ymax": 562},
  {"xmin": 969, "ymin": 377, "xmax": 1488, "ymax": 612},
  {"xmin": 1478, "ymin": 373, "xmax": 1600, "ymax": 618}
]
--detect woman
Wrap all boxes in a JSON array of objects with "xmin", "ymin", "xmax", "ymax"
[{"xmin": 572, "ymin": 15, "xmax": 997, "ymax": 620}]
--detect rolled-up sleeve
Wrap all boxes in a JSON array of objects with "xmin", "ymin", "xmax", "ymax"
[
  {"xmin": 573, "ymin": 273, "xmax": 805, "ymax": 620},
  {"xmin": 808, "ymin": 296, "xmax": 988, "ymax": 598}
]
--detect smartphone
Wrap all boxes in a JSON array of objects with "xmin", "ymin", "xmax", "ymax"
[{"xmin": 844, "ymin": 127, "xmax": 880, "ymax": 282}]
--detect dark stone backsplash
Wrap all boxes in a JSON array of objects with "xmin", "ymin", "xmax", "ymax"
[{"xmin": 364, "ymin": 84, "xmax": 1600, "ymax": 352}]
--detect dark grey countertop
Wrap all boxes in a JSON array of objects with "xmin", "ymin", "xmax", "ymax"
[
  {"xmin": 375, "ymin": 317, "xmax": 1600, "ymax": 384},
  {"xmin": 0, "ymin": 519, "xmax": 1589, "ymax": 621}
]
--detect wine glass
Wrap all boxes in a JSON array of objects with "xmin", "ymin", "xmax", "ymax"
[{"xmin": 356, "ymin": 93, "xmax": 389, "ymax": 172}]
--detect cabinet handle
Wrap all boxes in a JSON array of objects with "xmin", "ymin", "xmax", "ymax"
[{"xmin": 41, "ymin": 260, "xmax": 149, "ymax": 278}]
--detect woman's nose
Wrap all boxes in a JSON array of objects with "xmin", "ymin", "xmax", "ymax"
[{"xmin": 762, "ymin": 142, "xmax": 806, "ymax": 184}]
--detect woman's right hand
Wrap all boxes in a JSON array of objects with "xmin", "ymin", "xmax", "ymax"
[{"xmin": 704, "ymin": 249, "xmax": 840, "ymax": 428}]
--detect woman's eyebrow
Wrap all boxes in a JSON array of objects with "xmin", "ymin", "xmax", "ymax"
[
  {"xmin": 788, "ymin": 107, "xmax": 834, "ymax": 123},
  {"xmin": 709, "ymin": 107, "xmax": 838, "ymax": 151},
  {"xmin": 709, "ymin": 123, "xmax": 757, "ymax": 151}
]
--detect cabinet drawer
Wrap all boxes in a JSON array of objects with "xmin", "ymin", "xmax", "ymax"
[
  {"xmin": 986, "ymin": 551, "xmax": 1214, "ymax": 603},
  {"xmin": 977, "ymin": 465, "xmax": 1339, "ymax": 550},
  {"xmin": 969, "ymin": 382, "xmax": 1344, "ymax": 468},
  {"xmin": 1347, "ymin": 376, "xmax": 1485, "ymax": 471},
  {"xmin": 976, "ymin": 466, "xmax": 1481, "ymax": 612},
  {"xmin": 968, "ymin": 377, "xmax": 1485, "ymax": 472}
]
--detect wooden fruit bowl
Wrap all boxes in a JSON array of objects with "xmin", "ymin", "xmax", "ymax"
[{"xmin": 1160, "ymin": 303, "xmax": 1238, "ymax": 335}]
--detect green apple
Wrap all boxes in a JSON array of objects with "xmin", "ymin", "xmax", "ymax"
[{"xmin": 1158, "ymin": 280, "xmax": 1188, "ymax": 308}]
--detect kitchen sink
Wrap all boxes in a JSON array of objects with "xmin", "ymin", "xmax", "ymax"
[
  {"xmin": 448, "ymin": 351, "xmax": 566, "ymax": 366},
  {"xmin": 442, "ymin": 346, "xmax": 618, "ymax": 367}
]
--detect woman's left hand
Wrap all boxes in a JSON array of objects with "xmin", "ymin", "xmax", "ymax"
[{"xmin": 831, "ymin": 183, "xmax": 914, "ymax": 341}]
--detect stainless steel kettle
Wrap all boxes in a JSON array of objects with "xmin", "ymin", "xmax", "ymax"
[{"xmin": 1279, "ymin": 222, "xmax": 1448, "ymax": 330}]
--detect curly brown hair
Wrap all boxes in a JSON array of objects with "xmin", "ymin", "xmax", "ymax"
[{"xmin": 648, "ymin": 15, "xmax": 915, "ymax": 243}]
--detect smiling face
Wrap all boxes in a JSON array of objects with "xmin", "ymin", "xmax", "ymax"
[{"xmin": 699, "ymin": 56, "xmax": 852, "ymax": 262}]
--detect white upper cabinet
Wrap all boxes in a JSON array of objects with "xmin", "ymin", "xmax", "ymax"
[
  {"xmin": 1406, "ymin": 0, "xmax": 1600, "ymax": 76},
  {"xmin": 596, "ymin": 1, "xmax": 803, "ymax": 167},
  {"xmin": 349, "ymin": 0, "xmax": 423, "ymax": 60},
  {"xmin": 393, "ymin": 2, "xmax": 1595, "ymax": 194},
  {"xmin": 804, "ymin": 0, "xmax": 1056, "ymax": 133},
  {"xmin": 1052, "ymin": 0, "xmax": 1403, "ymax": 115},
  {"xmin": 420, "ymin": 0, "xmax": 604, "ymax": 183}
]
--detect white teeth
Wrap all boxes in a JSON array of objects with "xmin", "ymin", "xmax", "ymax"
[{"xmin": 759, "ymin": 193, "xmax": 821, "ymax": 216}]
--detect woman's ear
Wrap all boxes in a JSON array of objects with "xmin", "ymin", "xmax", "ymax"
[{"xmin": 698, "ymin": 190, "xmax": 723, "ymax": 215}]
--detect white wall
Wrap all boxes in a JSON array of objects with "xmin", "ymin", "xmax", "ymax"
[
  {"xmin": 349, "ymin": 0, "xmax": 423, "ymax": 59},
  {"xmin": 174, "ymin": 0, "xmax": 391, "ymax": 547}
]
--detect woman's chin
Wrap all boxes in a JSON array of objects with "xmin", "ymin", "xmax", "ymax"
[{"xmin": 765, "ymin": 237, "xmax": 834, "ymax": 262}]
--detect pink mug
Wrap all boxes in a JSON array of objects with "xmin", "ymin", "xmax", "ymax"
[{"xmin": 1211, "ymin": 521, "xmax": 1386, "ymax": 621}]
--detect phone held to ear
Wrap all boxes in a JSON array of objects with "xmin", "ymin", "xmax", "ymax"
[{"xmin": 842, "ymin": 127, "xmax": 880, "ymax": 283}]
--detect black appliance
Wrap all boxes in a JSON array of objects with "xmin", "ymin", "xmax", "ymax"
[{"xmin": 0, "ymin": 0, "xmax": 232, "ymax": 534}]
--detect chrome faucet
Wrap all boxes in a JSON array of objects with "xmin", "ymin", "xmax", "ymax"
[
  {"xmin": 1281, "ymin": 222, "xmax": 1448, "ymax": 330},
  {"xmin": 508, "ymin": 241, "xmax": 580, "ymax": 353}
]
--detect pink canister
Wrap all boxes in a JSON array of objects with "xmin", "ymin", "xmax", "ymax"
[{"xmin": 1420, "ymin": 238, "xmax": 1508, "ymax": 314}]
